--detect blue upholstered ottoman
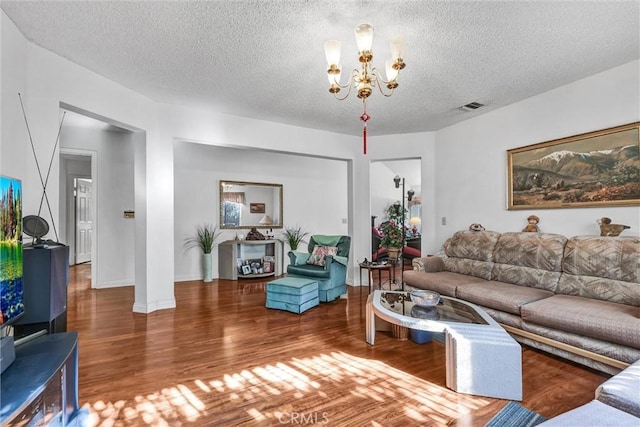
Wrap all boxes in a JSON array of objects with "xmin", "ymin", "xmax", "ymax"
[{"xmin": 266, "ymin": 277, "xmax": 319, "ymax": 314}]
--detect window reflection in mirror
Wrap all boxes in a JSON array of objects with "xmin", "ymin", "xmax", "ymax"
[{"xmin": 219, "ymin": 180, "xmax": 283, "ymax": 229}]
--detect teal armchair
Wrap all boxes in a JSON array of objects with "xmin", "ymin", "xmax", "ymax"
[{"xmin": 287, "ymin": 235, "xmax": 351, "ymax": 302}]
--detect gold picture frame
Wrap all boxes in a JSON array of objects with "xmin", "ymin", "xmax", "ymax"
[{"xmin": 507, "ymin": 122, "xmax": 640, "ymax": 210}]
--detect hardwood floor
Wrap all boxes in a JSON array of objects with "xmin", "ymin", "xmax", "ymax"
[{"xmin": 67, "ymin": 264, "xmax": 608, "ymax": 426}]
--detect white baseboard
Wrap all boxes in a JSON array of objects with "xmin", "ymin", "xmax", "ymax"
[
  {"xmin": 96, "ymin": 279, "xmax": 134, "ymax": 289},
  {"xmin": 133, "ymin": 297, "xmax": 176, "ymax": 314}
]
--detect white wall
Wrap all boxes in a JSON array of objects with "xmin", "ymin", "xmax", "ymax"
[
  {"xmin": 434, "ymin": 60, "xmax": 640, "ymax": 245},
  {"xmin": 370, "ymin": 162, "xmax": 402, "ymax": 226},
  {"xmin": 60, "ymin": 125, "xmax": 136, "ymax": 287},
  {"xmin": 173, "ymin": 142, "xmax": 349, "ymax": 281},
  {"xmin": 1, "ymin": 10, "xmax": 28, "ymax": 189}
]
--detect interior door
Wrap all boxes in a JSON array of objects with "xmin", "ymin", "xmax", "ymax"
[{"xmin": 75, "ymin": 178, "xmax": 93, "ymax": 264}]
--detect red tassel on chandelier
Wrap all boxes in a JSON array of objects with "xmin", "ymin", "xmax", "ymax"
[{"xmin": 360, "ymin": 111, "xmax": 371, "ymax": 155}]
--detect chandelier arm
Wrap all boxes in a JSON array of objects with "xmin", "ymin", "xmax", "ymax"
[
  {"xmin": 371, "ymin": 72, "xmax": 397, "ymax": 97},
  {"xmin": 333, "ymin": 87, "xmax": 352, "ymax": 101},
  {"xmin": 332, "ymin": 69, "xmax": 359, "ymax": 90},
  {"xmin": 331, "ymin": 69, "xmax": 360, "ymax": 100},
  {"xmin": 369, "ymin": 66, "xmax": 396, "ymax": 85}
]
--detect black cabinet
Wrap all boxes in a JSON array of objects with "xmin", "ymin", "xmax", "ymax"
[
  {"xmin": 14, "ymin": 245, "xmax": 70, "ymax": 338},
  {"xmin": 406, "ymin": 237, "xmax": 421, "ymax": 250}
]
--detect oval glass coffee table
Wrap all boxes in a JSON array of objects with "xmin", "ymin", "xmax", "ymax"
[{"xmin": 366, "ymin": 290, "xmax": 522, "ymax": 400}]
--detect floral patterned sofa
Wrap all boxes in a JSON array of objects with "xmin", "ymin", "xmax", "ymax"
[{"xmin": 403, "ymin": 230, "xmax": 640, "ymax": 375}]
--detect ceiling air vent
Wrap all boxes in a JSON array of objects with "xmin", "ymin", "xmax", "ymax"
[{"xmin": 459, "ymin": 101, "xmax": 484, "ymax": 112}]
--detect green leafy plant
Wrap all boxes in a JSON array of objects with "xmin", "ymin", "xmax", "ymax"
[
  {"xmin": 282, "ymin": 225, "xmax": 309, "ymax": 251},
  {"xmin": 386, "ymin": 202, "xmax": 406, "ymax": 223},
  {"xmin": 183, "ymin": 224, "xmax": 222, "ymax": 254}
]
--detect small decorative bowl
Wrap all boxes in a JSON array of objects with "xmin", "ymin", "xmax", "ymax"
[{"xmin": 410, "ymin": 290, "xmax": 441, "ymax": 307}]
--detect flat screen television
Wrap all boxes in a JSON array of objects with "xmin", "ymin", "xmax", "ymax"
[{"xmin": 0, "ymin": 175, "xmax": 23, "ymax": 328}]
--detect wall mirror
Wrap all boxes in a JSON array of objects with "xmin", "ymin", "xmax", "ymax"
[{"xmin": 219, "ymin": 180, "xmax": 283, "ymax": 229}]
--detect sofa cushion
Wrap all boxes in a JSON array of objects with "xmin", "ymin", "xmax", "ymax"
[
  {"xmin": 286, "ymin": 264, "xmax": 331, "ymax": 279},
  {"xmin": 446, "ymin": 230, "xmax": 501, "ymax": 261},
  {"xmin": 456, "ymin": 281, "xmax": 553, "ymax": 315},
  {"xmin": 557, "ymin": 235, "xmax": 640, "ymax": 306},
  {"xmin": 493, "ymin": 232, "xmax": 567, "ymax": 271},
  {"xmin": 492, "ymin": 264, "xmax": 562, "ymax": 293},
  {"xmin": 563, "ymin": 236, "xmax": 640, "ymax": 282},
  {"xmin": 444, "ymin": 258, "xmax": 495, "ymax": 281},
  {"xmin": 491, "ymin": 232, "xmax": 566, "ymax": 291},
  {"xmin": 403, "ymin": 270, "xmax": 487, "ymax": 297},
  {"xmin": 521, "ymin": 295, "xmax": 640, "ymax": 349},
  {"xmin": 442, "ymin": 230, "xmax": 500, "ymax": 280},
  {"xmin": 596, "ymin": 358, "xmax": 640, "ymax": 418},
  {"xmin": 556, "ymin": 275, "xmax": 640, "ymax": 307}
]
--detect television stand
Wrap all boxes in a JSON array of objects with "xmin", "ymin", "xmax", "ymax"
[
  {"xmin": 0, "ymin": 332, "xmax": 81, "ymax": 425},
  {"xmin": 0, "ymin": 335, "xmax": 15, "ymax": 374}
]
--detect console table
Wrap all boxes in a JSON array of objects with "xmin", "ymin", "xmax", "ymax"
[
  {"xmin": 218, "ymin": 239, "xmax": 284, "ymax": 280},
  {"xmin": 1, "ymin": 332, "xmax": 81, "ymax": 425}
]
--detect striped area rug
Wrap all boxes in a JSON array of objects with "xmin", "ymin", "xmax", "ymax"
[{"xmin": 485, "ymin": 401, "xmax": 547, "ymax": 427}]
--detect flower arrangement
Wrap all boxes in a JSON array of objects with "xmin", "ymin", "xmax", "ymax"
[
  {"xmin": 380, "ymin": 202, "xmax": 408, "ymax": 249},
  {"xmin": 380, "ymin": 220, "xmax": 403, "ymax": 248}
]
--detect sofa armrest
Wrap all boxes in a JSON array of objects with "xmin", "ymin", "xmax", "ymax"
[
  {"xmin": 327, "ymin": 254, "xmax": 348, "ymax": 267},
  {"xmin": 595, "ymin": 359, "xmax": 640, "ymax": 418},
  {"xmin": 288, "ymin": 251, "xmax": 310, "ymax": 266},
  {"xmin": 413, "ymin": 256, "xmax": 444, "ymax": 272}
]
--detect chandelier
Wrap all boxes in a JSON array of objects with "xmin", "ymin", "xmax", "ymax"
[{"xmin": 324, "ymin": 23, "xmax": 406, "ymax": 154}]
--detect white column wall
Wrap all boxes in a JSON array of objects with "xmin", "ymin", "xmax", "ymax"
[{"xmin": 434, "ymin": 60, "xmax": 640, "ymax": 244}]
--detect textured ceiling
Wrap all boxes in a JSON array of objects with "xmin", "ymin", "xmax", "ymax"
[{"xmin": 1, "ymin": 1, "xmax": 639, "ymax": 136}]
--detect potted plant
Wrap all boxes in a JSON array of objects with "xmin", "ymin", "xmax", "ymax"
[
  {"xmin": 282, "ymin": 225, "xmax": 309, "ymax": 251},
  {"xmin": 184, "ymin": 224, "xmax": 222, "ymax": 282},
  {"xmin": 380, "ymin": 220, "xmax": 403, "ymax": 259},
  {"xmin": 381, "ymin": 202, "xmax": 407, "ymax": 260}
]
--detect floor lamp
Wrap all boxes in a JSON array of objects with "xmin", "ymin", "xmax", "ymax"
[{"xmin": 393, "ymin": 175, "xmax": 412, "ymax": 290}]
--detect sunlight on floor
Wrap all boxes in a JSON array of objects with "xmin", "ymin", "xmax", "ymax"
[{"xmin": 84, "ymin": 351, "xmax": 491, "ymax": 426}]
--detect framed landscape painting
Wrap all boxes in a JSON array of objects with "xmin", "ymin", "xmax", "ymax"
[
  {"xmin": 250, "ymin": 203, "xmax": 265, "ymax": 214},
  {"xmin": 507, "ymin": 122, "xmax": 640, "ymax": 210}
]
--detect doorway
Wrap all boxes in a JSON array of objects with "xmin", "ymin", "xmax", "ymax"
[
  {"xmin": 369, "ymin": 158, "xmax": 422, "ymax": 264},
  {"xmin": 60, "ymin": 151, "xmax": 95, "ymax": 287},
  {"xmin": 74, "ymin": 177, "xmax": 93, "ymax": 264}
]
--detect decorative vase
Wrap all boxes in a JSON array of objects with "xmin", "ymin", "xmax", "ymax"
[
  {"xmin": 387, "ymin": 247, "xmax": 401, "ymax": 260},
  {"xmin": 203, "ymin": 253, "xmax": 213, "ymax": 282}
]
